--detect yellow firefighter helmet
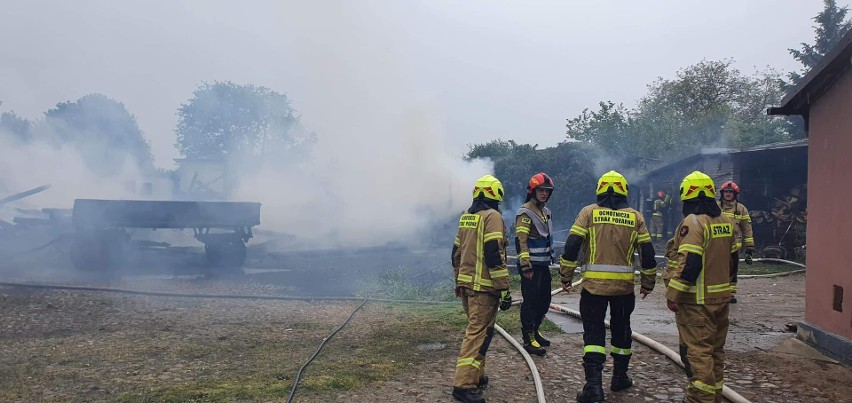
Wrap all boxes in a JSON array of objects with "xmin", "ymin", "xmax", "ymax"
[
  {"xmin": 680, "ymin": 171, "xmax": 716, "ymax": 201},
  {"xmin": 473, "ymin": 175, "xmax": 504, "ymax": 202},
  {"xmin": 596, "ymin": 170, "xmax": 629, "ymax": 197}
]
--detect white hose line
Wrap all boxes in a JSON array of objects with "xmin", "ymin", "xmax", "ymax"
[
  {"xmin": 548, "ymin": 301, "xmax": 751, "ymax": 403},
  {"xmin": 502, "ymin": 256, "xmax": 803, "ymax": 401},
  {"xmin": 500, "ymin": 279, "xmax": 583, "ymax": 401},
  {"xmin": 494, "ymin": 324, "xmax": 547, "ymax": 403},
  {"xmin": 738, "ymin": 269, "xmax": 806, "ymax": 279},
  {"xmin": 736, "ymin": 258, "xmax": 806, "ymax": 279}
]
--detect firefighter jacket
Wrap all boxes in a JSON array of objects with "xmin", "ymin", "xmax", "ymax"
[
  {"xmin": 664, "ymin": 237, "xmax": 678, "ymax": 270},
  {"xmin": 719, "ymin": 200, "xmax": 754, "ymax": 251},
  {"xmin": 514, "ymin": 200, "xmax": 554, "ymax": 272},
  {"xmin": 653, "ymin": 198, "xmax": 666, "ymax": 217},
  {"xmin": 560, "ymin": 204, "xmax": 656, "ymax": 296},
  {"xmin": 453, "ymin": 208, "xmax": 510, "ymax": 293},
  {"xmin": 664, "ymin": 214, "xmax": 736, "ymax": 305}
]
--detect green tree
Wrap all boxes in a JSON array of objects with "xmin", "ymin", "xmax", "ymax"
[
  {"xmin": 566, "ymin": 101, "xmax": 639, "ymax": 160},
  {"xmin": 465, "ymin": 138, "xmax": 518, "ymax": 160},
  {"xmin": 566, "ymin": 60, "xmax": 797, "ymax": 170},
  {"xmin": 176, "ymin": 81, "xmax": 314, "ymax": 163},
  {"xmin": 0, "ymin": 111, "xmax": 33, "ymax": 143},
  {"xmin": 788, "ymin": 0, "xmax": 852, "ymax": 84},
  {"xmin": 44, "ymin": 93, "xmax": 154, "ymax": 175},
  {"xmin": 465, "ymin": 140, "xmax": 598, "ymax": 229}
]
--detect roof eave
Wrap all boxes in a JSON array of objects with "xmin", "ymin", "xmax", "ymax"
[{"xmin": 768, "ymin": 29, "xmax": 852, "ymax": 116}]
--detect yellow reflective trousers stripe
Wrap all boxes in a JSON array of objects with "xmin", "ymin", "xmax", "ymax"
[
  {"xmin": 689, "ymin": 380, "xmax": 717, "ymax": 394},
  {"xmin": 583, "ymin": 345, "xmax": 606, "ymax": 354},
  {"xmin": 456, "ymin": 357, "xmax": 482, "ymax": 369}
]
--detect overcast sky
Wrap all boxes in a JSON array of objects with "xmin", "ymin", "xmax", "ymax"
[{"xmin": 0, "ymin": 0, "xmax": 842, "ymax": 168}]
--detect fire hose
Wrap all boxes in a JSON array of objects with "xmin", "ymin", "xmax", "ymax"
[
  {"xmin": 0, "ymin": 257, "xmax": 806, "ymax": 402},
  {"xmin": 505, "ymin": 257, "xmax": 807, "ymax": 403},
  {"xmin": 505, "ymin": 277, "xmax": 752, "ymax": 403}
]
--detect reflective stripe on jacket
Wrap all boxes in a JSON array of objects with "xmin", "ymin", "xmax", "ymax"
[
  {"xmin": 564, "ymin": 203, "xmax": 654, "ymax": 296},
  {"xmin": 453, "ymin": 209, "xmax": 509, "ymax": 292},
  {"xmin": 719, "ymin": 200, "xmax": 754, "ymax": 250},
  {"xmin": 515, "ymin": 202, "xmax": 554, "ymax": 268},
  {"xmin": 664, "ymin": 214, "xmax": 735, "ymax": 304}
]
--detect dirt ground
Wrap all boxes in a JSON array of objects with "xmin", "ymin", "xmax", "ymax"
[
  {"xmin": 1, "ymin": 270, "xmax": 851, "ymax": 403},
  {"xmin": 0, "ymin": 235, "xmax": 849, "ymax": 403}
]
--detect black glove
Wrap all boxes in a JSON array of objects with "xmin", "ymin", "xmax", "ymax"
[
  {"xmin": 745, "ymin": 249, "xmax": 753, "ymax": 265},
  {"xmin": 499, "ymin": 291, "xmax": 512, "ymax": 311}
]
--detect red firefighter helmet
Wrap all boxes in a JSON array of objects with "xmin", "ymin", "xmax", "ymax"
[
  {"xmin": 527, "ymin": 173, "xmax": 555, "ymax": 195},
  {"xmin": 720, "ymin": 181, "xmax": 740, "ymax": 195},
  {"xmin": 657, "ymin": 191, "xmax": 666, "ymax": 198}
]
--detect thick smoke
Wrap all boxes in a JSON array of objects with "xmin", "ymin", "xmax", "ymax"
[
  {"xmin": 0, "ymin": 124, "xmax": 149, "ymax": 215},
  {"xmin": 220, "ymin": 2, "xmax": 497, "ymax": 249},
  {"xmin": 233, "ymin": 111, "xmax": 492, "ymax": 249}
]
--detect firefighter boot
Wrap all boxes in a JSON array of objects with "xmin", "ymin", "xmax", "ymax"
[
  {"xmin": 576, "ymin": 362, "xmax": 605, "ymax": 402},
  {"xmin": 610, "ymin": 354, "xmax": 633, "ymax": 391},
  {"xmin": 478, "ymin": 375, "xmax": 489, "ymax": 390},
  {"xmin": 523, "ymin": 331, "xmax": 547, "ymax": 356},
  {"xmin": 452, "ymin": 387, "xmax": 485, "ymax": 403},
  {"xmin": 534, "ymin": 324, "xmax": 551, "ymax": 347}
]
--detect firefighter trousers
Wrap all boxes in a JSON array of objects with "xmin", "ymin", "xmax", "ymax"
[
  {"xmin": 520, "ymin": 264, "xmax": 552, "ymax": 332},
  {"xmin": 651, "ymin": 215, "xmax": 664, "ymax": 239},
  {"xmin": 453, "ymin": 288, "xmax": 499, "ymax": 390},
  {"xmin": 579, "ymin": 290, "xmax": 635, "ymax": 363},
  {"xmin": 675, "ymin": 303, "xmax": 730, "ymax": 403}
]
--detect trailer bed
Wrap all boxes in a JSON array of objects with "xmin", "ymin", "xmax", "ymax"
[{"xmin": 72, "ymin": 199, "xmax": 261, "ymax": 229}]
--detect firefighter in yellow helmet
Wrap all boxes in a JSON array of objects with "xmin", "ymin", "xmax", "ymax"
[
  {"xmin": 664, "ymin": 171, "xmax": 735, "ymax": 403},
  {"xmin": 515, "ymin": 172, "xmax": 555, "ymax": 356},
  {"xmin": 717, "ymin": 181, "xmax": 754, "ymax": 304},
  {"xmin": 451, "ymin": 174, "xmax": 511, "ymax": 403},
  {"xmin": 651, "ymin": 191, "xmax": 668, "ymax": 241},
  {"xmin": 559, "ymin": 170, "xmax": 657, "ymax": 402}
]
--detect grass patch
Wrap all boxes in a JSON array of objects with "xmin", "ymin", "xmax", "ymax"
[
  {"xmin": 355, "ymin": 266, "xmax": 456, "ymax": 302},
  {"xmin": 108, "ymin": 304, "xmax": 470, "ymax": 402},
  {"xmin": 293, "ymin": 303, "xmax": 466, "ymax": 399},
  {"xmin": 739, "ymin": 261, "xmax": 803, "ymax": 275}
]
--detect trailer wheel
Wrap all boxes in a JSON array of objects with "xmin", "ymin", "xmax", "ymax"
[{"xmin": 205, "ymin": 239, "xmax": 247, "ymax": 273}]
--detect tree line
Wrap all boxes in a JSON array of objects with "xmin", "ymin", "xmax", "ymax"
[
  {"xmin": 0, "ymin": 81, "xmax": 312, "ymax": 178},
  {"xmin": 466, "ymin": 0, "xmax": 852, "ymax": 227}
]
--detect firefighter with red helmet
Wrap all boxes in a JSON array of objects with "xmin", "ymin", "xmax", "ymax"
[
  {"xmin": 717, "ymin": 181, "xmax": 754, "ymax": 303},
  {"xmin": 665, "ymin": 171, "xmax": 735, "ymax": 403},
  {"xmin": 651, "ymin": 191, "xmax": 668, "ymax": 241},
  {"xmin": 515, "ymin": 172, "xmax": 555, "ymax": 355},
  {"xmin": 451, "ymin": 175, "xmax": 511, "ymax": 403},
  {"xmin": 560, "ymin": 170, "xmax": 657, "ymax": 402}
]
